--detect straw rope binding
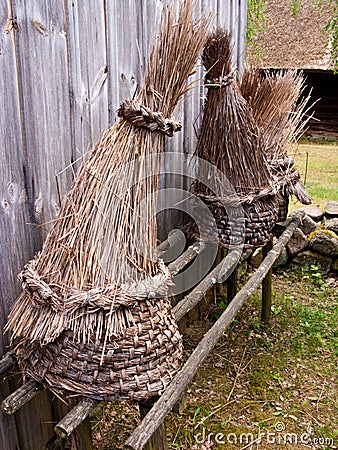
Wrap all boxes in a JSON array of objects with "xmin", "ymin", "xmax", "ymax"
[{"xmin": 118, "ymin": 100, "xmax": 182, "ymax": 137}]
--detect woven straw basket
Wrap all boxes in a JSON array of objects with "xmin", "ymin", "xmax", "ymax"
[{"xmin": 15, "ymin": 274, "xmax": 182, "ymax": 401}]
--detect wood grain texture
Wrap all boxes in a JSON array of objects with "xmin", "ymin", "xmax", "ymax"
[
  {"xmin": 106, "ymin": 0, "xmax": 140, "ymax": 123},
  {"xmin": 0, "ymin": 2, "xmax": 44, "ymax": 448},
  {"xmin": 13, "ymin": 0, "xmax": 73, "ymax": 242},
  {"xmin": 65, "ymin": 0, "xmax": 108, "ymax": 162}
]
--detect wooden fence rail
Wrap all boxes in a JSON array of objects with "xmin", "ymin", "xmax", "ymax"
[{"xmin": 124, "ymin": 212, "xmax": 303, "ymax": 450}]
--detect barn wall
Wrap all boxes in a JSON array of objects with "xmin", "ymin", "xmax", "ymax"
[
  {"xmin": 0, "ymin": 1, "xmax": 247, "ymax": 448},
  {"xmin": 303, "ymin": 69, "xmax": 338, "ymax": 139}
]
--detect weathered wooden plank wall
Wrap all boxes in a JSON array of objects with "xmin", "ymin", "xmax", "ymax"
[{"xmin": 0, "ymin": 1, "xmax": 247, "ymax": 448}]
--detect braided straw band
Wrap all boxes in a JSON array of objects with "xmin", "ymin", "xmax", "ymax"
[
  {"xmin": 118, "ymin": 100, "xmax": 182, "ymax": 137},
  {"xmin": 8, "ymin": 259, "xmax": 173, "ymax": 345},
  {"xmin": 205, "ymin": 73, "xmax": 234, "ymax": 88}
]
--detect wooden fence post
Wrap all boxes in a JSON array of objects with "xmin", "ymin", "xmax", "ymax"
[
  {"xmin": 138, "ymin": 399, "xmax": 168, "ymax": 450},
  {"xmin": 227, "ymin": 267, "xmax": 238, "ymax": 304},
  {"xmin": 261, "ymin": 238, "xmax": 273, "ymax": 325}
]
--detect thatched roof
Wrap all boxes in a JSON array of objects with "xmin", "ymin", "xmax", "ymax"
[{"xmin": 247, "ymin": 0, "xmax": 334, "ymax": 70}]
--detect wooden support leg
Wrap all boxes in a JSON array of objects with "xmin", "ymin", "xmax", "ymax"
[
  {"xmin": 261, "ymin": 238, "xmax": 273, "ymax": 325},
  {"xmin": 70, "ymin": 416, "xmax": 93, "ymax": 450},
  {"xmin": 227, "ymin": 266, "xmax": 238, "ymax": 305},
  {"xmin": 138, "ymin": 399, "xmax": 168, "ymax": 450},
  {"xmin": 55, "ymin": 398, "xmax": 96, "ymax": 450}
]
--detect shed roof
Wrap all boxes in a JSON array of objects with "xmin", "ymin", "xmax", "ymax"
[{"xmin": 247, "ymin": 0, "xmax": 334, "ymax": 70}]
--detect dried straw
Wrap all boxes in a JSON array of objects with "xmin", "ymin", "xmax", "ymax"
[
  {"xmin": 241, "ymin": 69, "xmax": 313, "ymax": 209},
  {"xmin": 6, "ymin": 1, "xmax": 210, "ymax": 400},
  {"xmin": 190, "ymin": 29, "xmax": 278, "ymax": 248}
]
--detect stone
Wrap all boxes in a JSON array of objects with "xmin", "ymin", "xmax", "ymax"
[
  {"xmin": 299, "ymin": 214, "xmax": 320, "ymax": 235},
  {"xmin": 299, "ymin": 206, "xmax": 324, "ymax": 222},
  {"xmin": 309, "ymin": 230, "xmax": 338, "ymax": 257},
  {"xmin": 332, "ymin": 259, "xmax": 338, "ymax": 272},
  {"xmin": 291, "ymin": 251, "xmax": 332, "ymax": 275},
  {"xmin": 250, "ymin": 247, "xmax": 263, "ymax": 268},
  {"xmin": 273, "ymin": 247, "xmax": 288, "ymax": 268},
  {"xmin": 325, "ymin": 218, "xmax": 338, "ymax": 235},
  {"xmin": 286, "ymin": 228, "xmax": 308, "ymax": 257},
  {"xmin": 325, "ymin": 200, "xmax": 338, "ymax": 218}
]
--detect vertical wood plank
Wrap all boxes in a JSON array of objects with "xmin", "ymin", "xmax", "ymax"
[
  {"xmin": 13, "ymin": 0, "xmax": 73, "ymax": 242},
  {"xmin": 237, "ymin": 0, "xmax": 248, "ymax": 74},
  {"xmin": 0, "ymin": 3, "xmax": 32, "ymax": 450},
  {"xmin": 65, "ymin": 0, "xmax": 108, "ymax": 162},
  {"xmin": 0, "ymin": 0, "xmax": 55, "ymax": 448},
  {"xmin": 261, "ymin": 238, "xmax": 273, "ymax": 325},
  {"xmin": 105, "ymin": 0, "xmax": 140, "ymax": 123}
]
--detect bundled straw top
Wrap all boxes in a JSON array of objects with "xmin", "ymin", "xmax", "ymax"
[
  {"xmin": 189, "ymin": 29, "xmax": 279, "ymax": 248},
  {"xmin": 241, "ymin": 69, "xmax": 313, "ymax": 214},
  {"xmin": 6, "ymin": 0, "xmax": 210, "ymax": 402}
]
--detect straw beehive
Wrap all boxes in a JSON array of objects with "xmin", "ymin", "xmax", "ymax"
[
  {"xmin": 6, "ymin": 1, "xmax": 210, "ymax": 401},
  {"xmin": 241, "ymin": 69, "xmax": 313, "ymax": 221},
  {"xmin": 189, "ymin": 29, "xmax": 278, "ymax": 248}
]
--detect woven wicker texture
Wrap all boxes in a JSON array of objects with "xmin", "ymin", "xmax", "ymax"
[{"xmin": 16, "ymin": 296, "xmax": 182, "ymax": 401}]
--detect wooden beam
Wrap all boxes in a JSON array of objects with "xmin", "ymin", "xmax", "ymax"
[
  {"xmin": 0, "ymin": 350, "xmax": 16, "ymax": 376},
  {"xmin": 1, "ymin": 380, "xmax": 43, "ymax": 415},
  {"xmin": 124, "ymin": 212, "xmax": 302, "ymax": 450},
  {"xmin": 172, "ymin": 248, "xmax": 246, "ymax": 322},
  {"xmin": 167, "ymin": 241, "xmax": 205, "ymax": 276},
  {"xmin": 54, "ymin": 398, "xmax": 98, "ymax": 439},
  {"xmin": 156, "ymin": 230, "xmax": 185, "ymax": 260},
  {"xmin": 138, "ymin": 400, "xmax": 168, "ymax": 450}
]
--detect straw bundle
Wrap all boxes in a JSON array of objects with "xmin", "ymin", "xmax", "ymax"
[
  {"xmin": 241, "ymin": 69, "xmax": 312, "ymax": 220},
  {"xmin": 190, "ymin": 29, "xmax": 278, "ymax": 248},
  {"xmin": 6, "ymin": 1, "xmax": 210, "ymax": 401}
]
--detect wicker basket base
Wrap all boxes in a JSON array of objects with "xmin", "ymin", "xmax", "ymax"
[
  {"xmin": 16, "ymin": 297, "xmax": 183, "ymax": 402},
  {"xmin": 186, "ymin": 196, "xmax": 278, "ymax": 248},
  {"xmin": 276, "ymin": 194, "xmax": 289, "ymax": 223}
]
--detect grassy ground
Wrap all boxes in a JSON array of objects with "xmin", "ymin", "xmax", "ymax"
[
  {"xmin": 164, "ymin": 269, "xmax": 338, "ymax": 449},
  {"xmin": 92, "ymin": 268, "xmax": 338, "ymax": 449},
  {"xmin": 291, "ymin": 139, "xmax": 338, "ymax": 210}
]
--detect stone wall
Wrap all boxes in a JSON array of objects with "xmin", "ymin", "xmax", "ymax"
[{"xmin": 249, "ymin": 200, "xmax": 338, "ymax": 275}]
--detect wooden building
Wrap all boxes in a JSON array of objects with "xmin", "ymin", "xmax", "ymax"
[{"xmin": 247, "ymin": 0, "xmax": 337, "ymax": 138}]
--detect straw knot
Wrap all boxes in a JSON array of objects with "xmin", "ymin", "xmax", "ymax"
[
  {"xmin": 205, "ymin": 73, "xmax": 234, "ymax": 89},
  {"xmin": 118, "ymin": 100, "xmax": 182, "ymax": 137},
  {"xmin": 18, "ymin": 259, "xmax": 173, "ymax": 314}
]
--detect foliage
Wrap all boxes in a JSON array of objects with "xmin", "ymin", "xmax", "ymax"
[{"xmin": 246, "ymin": 0, "xmax": 267, "ymax": 55}]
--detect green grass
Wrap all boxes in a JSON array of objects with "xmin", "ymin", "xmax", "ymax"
[
  {"xmin": 163, "ymin": 269, "xmax": 338, "ymax": 449},
  {"xmin": 291, "ymin": 139, "xmax": 338, "ymax": 209}
]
